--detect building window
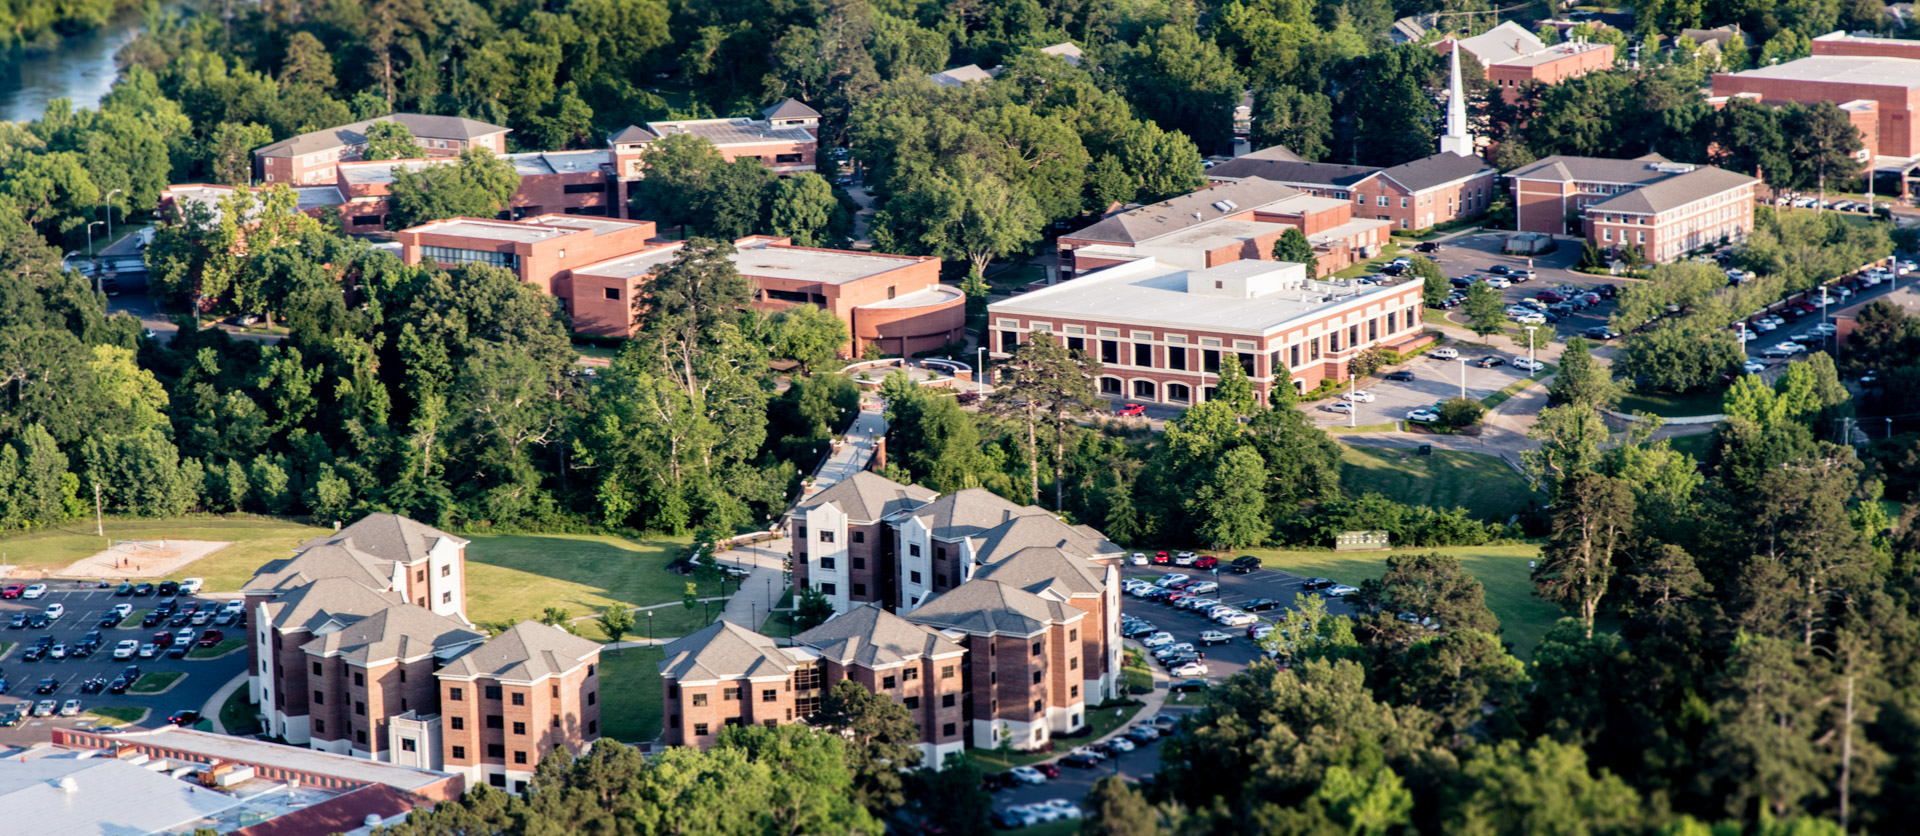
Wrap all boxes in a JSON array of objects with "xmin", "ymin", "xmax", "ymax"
[
  {"xmin": 763, "ymin": 689, "xmax": 778, "ymax": 702},
  {"xmin": 513, "ymin": 721, "xmax": 526, "ymax": 735},
  {"xmin": 1133, "ymin": 343, "xmax": 1153, "ymax": 367},
  {"xmin": 852, "ymin": 531, "xmax": 865, "ymax": 544},
  {"xmin": 419, "ymin": 245, "xmax": 520, "ymax": 270},
  {"xmin": 485, "ymin": 686, "xmax": 502, "ymax": 700},
  {"xmin": 694, "ymin": 723, "xmax": 710, "ymax": 736},
  {"xmin": 797, "ymin": 526, "xmax": 808, "ymax": 539},
  {"xmin": 820, "ymin": 557, "xmax": 836, "ymax": 570},
  {"xmin": 818, "ymin": 582, "xmax": 836, "ymax": 596},
  {"xmin": 452, "ymin": 745, "xmax": 466, "ymax": 759},
  {"xmin": 910, "ymin": 571, "xmax": 922, "ymax": 584},
  {"xmin": 588, "ymin": 720, "xmax": 598, "ymax": 735},
  {"xmin": 1071, "ymin": 685, "xmax": 1079, "ymax": 697},
  {"xmin": 1202, "ymin": 349, "xmax": 1221, "ymax": 373},
  {"xmin": 904, "ymin": 667, "xmax": 918, "ymax": 681},
  {"xmin": 442, "ymin": 565, "xmax": 451, "ymax": 577},
  {"xmin": 488, "ymin": 774, "xmax": 507, "ymax": 788},
  {"xmin": 313, "ymin": 691, "xmax": 324, "ymax": 705},
  {"xmin": 1400, "ymin": 197, "xmax": 1409, "ymax": 208},
  {"xmin": 1169, "ymin": 347, "xmax": 1187, "ymax": 371},
  {"xmin": 416, "ymin": 570, "xmax": 425, "ymax": 583},
  {"xmin": 588, "ymin": 691, "xmax": 597, "ymax": 705},
  {"xmin": 1032, "ymin": 642, "xmax": 1043, "ymax": 656},
  {"xmin": 819, "ymin": 530, "xmax": 835, "ymax": 544},
  {"xmin": 313, "ymin": 662, "xmax": 322, "ymax": 676},
  {"xmin": 1034, "ymin": 699, "xmax": 1044, "ymax": 712},
  {"xmin": 1099, "ymin": 340, "xmax": 1119, "ymax": 364},
  {"xmin": 724, "ymin": 686, "xmax": 740, "ymax": 701},
  {"xmin": 1133, "ymin": 380, "xmax": 1156, "ymax": 399},
  {"xmin": 449, "ymin": 688, "xmax": 463, "ymax": 701},
  {"xmin": 935, "ymin": 574, "xmax": 947, "ymax": 586},
  {"xmin": 1070, "ymin": 658, "xmax": 1078, "ymax": 670},
  {"xmin": 511, "ymin": 693, "xmax": 525, "ymax": 707},
  {"xmin": 1033, "ymin": 670, "xmax": 1043, "ymax": 684},
  {"xmin": 1069, "ymin": 629, "xmax": 1077, "ymax": 642},
  {"xmin": 442, "ymin": 592, "xmax": 452, "ymax": 604},
  {"xmin": 355, "ymin": 701, "xmax": 365, "ymax": 716},
  {"xmin": 941, "ymin": 665, "xmax": 955, "ymax": 679},
  {"xmin": 852, "ymin": 583, "xmax": 867, "ymax": 596},
  {"xmin": 943, "ymin": 694, "xmax": 956, "ymax": 708},
  {"xmin": 515, "ymin": 751, "xmax": 528, "ymax": 764},
  {"xmin": 356, "ymin": 730, "xmax": 368, "ymax": 745},
  {"xmin": 884, "ymin": 675, "xmax": 897, "ymax": 689},
  {"xmin": 487, "ymin": 715, "xmax": 504, "ymax": 729},
  {"xmin": 1376, "ymin": 195, "xmax": 1388, "ymax": 207},
  {"xmin": 399, "ymin": 669, "xmax": 407, "ymax": 683},
  {"xmin": 488, "ymin": 744, "xmax": 505, "ymax": 758},
  {"xmin": 908, "ymin": 544, "xmax": 920, "ymax": 557},
  {"xmin": 451, "ymin": 717, "xmax": 465, "ymax": 730},
  {"xmin": 904, "ymin": 696, "xmax": 920, "ymax": 709},
  {"xmin": 604, "ymin": 287, "xmax": 621, "ymax": 301},
  {"xmin": 314, "ymin": 719, "xmax": 326, "ymax": 733},
  {"xmin": 693, "ymin": 693, "xmax": 708, "ymax": 707},
  {"xmin": 553, "ymin": 684, "xmax": 560, "ymax": 698}
]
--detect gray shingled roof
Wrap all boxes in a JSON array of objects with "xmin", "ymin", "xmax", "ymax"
[
  {"xmin": 1449, "ymin": 22, "xmax": 1545, "ymax": 65},
  {"xmin": 658, "ymin": 620, "xmax": 802, "ymax": 682},
  {"xmin": 1586, "ymin": 166, "xmax": 1757, "ymax": 214},
  {"xmin": 902, "ymin": 488, "xmax": 1048, "ymax": 540},
  {"xmin": 971, "ymin": 514, "xmax": 1119, "ymax": 567},
  {"xmin": 1372, "ymin": 151, "xmax": 1495, "ymax": 193},
  {"xmin": 1067, "ymin": 178, "xmax": 1304, "ymax": 246},
  {"xmin": 437, "ymin": 621, "xmax": 601, "ymax": 682},
  {"xmin": 975, "ymin": 546, "xmax": 1104, "ymax": 598},
  {"xmin": 609, "ymin": 125, "xmax": 658, "ymax": 143},
  {"xmin": 796, "ymin": 603, "xmax": 965, "ymax": 668},
  {"xmin": 255, "ymin": 114, "xmax": 509, "ymax": 158},
  {"xmin": 300, "ymin": 604, "xmax": 486, "ymax": 663},
  {"xmin": 1505, "ymin": 155, "xmax": 1683, "ymax": 185},
  {"xmin": 904, "ymin": 578, "xmax": 1083, "ymax": 636},
  {"xmin": 761, "ymin": 98, "xmax": 820, "ymax": 120},
  {"xmin": 1207, "ymin": 146, "xmax": 1377, "ymax": 187},
  {"xmin": 300, "ymin": 513, "xmax": 466, "ymax": 566},
  {"xmin": 798, "ymin": 471, "xmax": 938, "ymax": 522},
  {"xmin": 929, "ymin": 65, "xmax": 996, "ymax": 86},
  {"xmin": 246, "ymin": 543, "xmax": 391, "ymax": 594}
]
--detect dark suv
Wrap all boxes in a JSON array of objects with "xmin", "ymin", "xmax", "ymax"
[{"xmin": 1230, "ymin": 556, "xmax": 1262, "ymax": 574}]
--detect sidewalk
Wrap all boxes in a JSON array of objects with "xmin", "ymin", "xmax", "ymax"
[
  {"xmin": 201, "ymin": 670, "xmax": 250, "ymax": 735},
  {"xmin": 712, "ymin": 538, "xmax": 791, "ymax": 632}
]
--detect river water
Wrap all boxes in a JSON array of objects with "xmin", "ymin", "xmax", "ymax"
[{"xmin": 0, "ymin": 5, "xmax": 150, "ymax": 124}]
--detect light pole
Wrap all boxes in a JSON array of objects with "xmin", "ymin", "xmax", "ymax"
[
  {"xmin": 1458, "ymin": 357, "xmax": 1467, "ymax": 399},
  {"xmin": 87, "ymin": 220, "xmax": 104, "ymax": 256},
  {"xmin": 1524, "ymin": 325, "xmax": 1538, "ymax": 373},
  {"xmin": 976, "ymin": 346, "xmax": 986, "ymax": 397},
  {"xmin": 1347, "ymin": 373, "xmax": 1356, "ymax": 429},
  {"xmin": 103, "ymin": 188, "xmax": 122, "ymax": 241},
  {"xmin": 647, "ymin": 610, "xmax": 653, "ymax": 645},
  {"xmin": 1821, "ymin": 285, "xmax": 1830, "ymax": 327},
  {"xmin": 1889, "ymin": 418, "xmax": 1895, "ymax": 440}
]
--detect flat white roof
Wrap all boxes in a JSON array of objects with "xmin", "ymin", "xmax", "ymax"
[
  {"xmin": 1141, "ymin": 219, "xmax": 1291, "ymax": 250},
  {"xmin": 1308, "ymin": 217, "xmax": 1394, "ymax": 244},
  {"xmin": 82, "ymin": 727, "xmax": 452, "ymax": 791},
  {"xmin": 1265, "ymin": 193, "xmax": 1353, "ymax": 214},
  {"xmin": 572, "ymin": 243, "xmax": 686, "ymax": 280},
  {"xmin": 410, "ymin": 218, "xmax": 577, "ymax": 244},
  {"xmin": 643, "ymin": 118, "xmax": 814, "ymax": 148},
  {"xmin": 1723, "ymin": 55, "xmax": 1920, "ymax": 89},
  {"xmin": 338, "ymin": 159, "xmax": 443, "ymax": 187},
  {"xmin": 989, "ymin": 257, "xmax": 1408, "ymax": 336},
  {"xmin": 0, "ymin": 752, "xmax": 246, "ymax": 835},
  {"xmin": 524, "ymin": 215, "xmax": 642, "ymax": 236},
  {"xmin": 506, "ymin": 149, "xmax": 613, "ymax": 175},
  {"xmin": 730, "ymin": 239, "xmax": 923, "ymax": 285},
  {"xmin": 859, "ymin": 284, "xmax": 963, "ymax": 309}
]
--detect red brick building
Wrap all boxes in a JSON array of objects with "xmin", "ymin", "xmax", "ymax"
[
  {"xmin": 1507, "ymin": 155, "xmax": 1759, "ymax": 261},
  {"xmin": 611, "ymin": 100, "xmax": 821, "ymax": 212},
  {"xmin": 1711, "ymin": 37, "xmax": 1920, "ymax": 160},
  {"xmin": 656, "ymin": 621, "xmax": 821, "ymax": 750},
  {"xmin": 432, "ymin": 622, "xmax": 603, "ymax": 794},
  {"xmin": 1435, "ymin": 23, "xmax": 1616, "ymax": 104},
  {"xmin": 254, "ymin": 114, "xmax": 510, "ymax": 186},
  {"xmin": 988, "ymin": 258, "xmax": 1427, "ymax": 404}
]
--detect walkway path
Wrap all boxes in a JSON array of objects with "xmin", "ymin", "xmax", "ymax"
[{"xmin": 200, "ymin": 670, "xmax": 250, "ymax": 735}]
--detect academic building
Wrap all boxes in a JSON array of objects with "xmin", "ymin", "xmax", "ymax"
[
  {"xmin": 241, "ymin": 514, "xmax": 602, "ymax": 795},
  {"xmin": 659, "ymin": 473, "xmax": 1124, "ymax": 765},
  {"xmin": 1434, "ymin": 21, "xmax": 1616, "ymax": 104},
  {"xmin": 1506, "ymin": 155, "xmax": 1760, "ymax": 262}
]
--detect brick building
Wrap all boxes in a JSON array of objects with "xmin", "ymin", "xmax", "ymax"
[
  {"xmin": 1203, "ymin": 149, "xmax": 1497, "ymax": 235},
  {"xmin": 254, "ymin": 114, "xmax": 511, "ymax": 186},
  {"xmin": 987, "ymin": 257, "xmax": 1427, "ymax": 403},
  {"xmin": 1436, "ymin": 22, "xmax": 1616, "ymax": 104},
  {"xmin": 657, "ymin": 621, "xmax": 820, "ymax": 750},
  {"xmin": 1711, "ymin": 36, "xmax": 1920, "ymax": 160},
  {"xmin": 241, "ymin": 514, "xmax": 600, "ymax": 790},
  {"xmin": 1057, "ymin": 177, "xmax": 1393, "ymax": 279},
  {"xmin": 1507, "ymin": 155, "xmax": 1759, "ymax": 260},
  {"xmin": 397, "ymin": 214, "xmax": 964, "ymax": 352},
  {"xmin": 610, "ymin": 100, "xmax": 821, "ymax": 211}
]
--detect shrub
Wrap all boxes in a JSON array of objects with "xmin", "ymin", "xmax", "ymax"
[{"xmin": 1440, "ymin": 397, "xmax": 1486, "ymax": 427}]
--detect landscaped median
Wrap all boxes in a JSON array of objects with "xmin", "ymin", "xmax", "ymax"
[
  {"xmin": 967, "ymin": 697, "xmax": 1148, "ymax": 771},
  {"xmin": 188, "ymin": 638, "xmax": 245, "ymax": 659},
  {"xmin": 129, "ymin": 671, "xmax": 185, "ymax": 693},
  {"xmin": 87, "ymin": 706, "xmax": 149, "ymax": 726},
  {"xmin": 1482, "ymin": 361, "xmax": 1557, "ymax": 409}
]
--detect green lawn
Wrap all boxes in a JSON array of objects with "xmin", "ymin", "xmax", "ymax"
[
  {"xmin": 1245, "ymin": 545, "xmax": 1561, "ymax": 659},
  {"xmin": 1616, "ymin": 385, "xmax": 1727, "ymax": 417},
  {"xmin": 573, "ymin": 344, "xmax": 620, "ymax": 362},
  {"xmin": 987, "ymin": 263, "xmax": 1049, "ymax": 292},
  {"xmin": 1664, "ymin": 432, "xmax": 1713, "ymax": 466},
  {"xmin": 0, "ymin": 516, "xmax": 329, "ymax": 583},
  {"xmin": 116, "ymin": 609, "xmax": 150, "ymax": 629},
  {"xmin": 1339, "ymin": 446, "xmax": 1540, "ymax": 522},
  {"xmin": 462, "ymin": 532, "xmax": 704, "ymax": 626},
  {"xmin": 130, "ymin": 671, "xmax": 184, "ymax": 693},
  {"xmin": 188, "ymin": 638, "xmax": 245, "ymax": 658},
  {"xmin": 88, "ymin": 706, "xmax": 149, "ymax": 725},
  {"xmin": 969, "ymin": 699, "xmax": 1147, "ymax": 771},
  {"xmin": 598, "ymin": 646, "xmax": 666, "ymax": 744},
  {"xmin": 0, "ymin": 641, "xmax": 12, "ymax": 659},
  {"xmin": 1122, "ymin": 648, "xmax": 1154, "ymax": 695},
  {"xmin": 1018, "ymin": 821, "xmax": 1081, "ymax": 836},
  {"xmin": 220, "ymin": 688, "xmax": 261, "ymax": 735},
  {"xmin": 1332, "ymin": 243, "xmax": 1406, "ymax": 278}
]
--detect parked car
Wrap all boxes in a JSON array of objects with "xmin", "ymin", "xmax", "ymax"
[
  {"xmin": 1384, "ymin": 370, "xmax": 1415, "ymax": 381},
  {"xmin": 1171, "ymin": 661, "xmax": 1209, "ymax": 677},
  {"xmin": 1218, "ymin": 612, "xmax": 1259, "ymax": 627},
  {"xmin": 1, "ymin": 584, "xmax": 23, "ymax": 599},
  {"xmin": 44, "ymin": 603, "xmax": 64, "ymax": 620},
  {"xmin": 156, "ymin": 581, "xmax": 179, "ymax": 597},
  {"xmin": 1129, "ymin": 552, "xmax": 1148, "ymax": 565},
  {"xmin": 133, "ymin": 583, "xmax": 154, "ymax": 596},
  {"xmin": 1102, "ymin": 736, "xmax": 1137, "ymax": 754},
  {"xmin": 112, "ymin": 640, "xmax": 140, "ymax": 660},
  {"xmin": 59, "ymin": 699, "xmax": 81, "ymax": 717},
  {"xmin": 1407, "ymin": 408, "xmax": 1440, "ymax": 423},
  {"xmin": 1429, "ymin": 347, "xmax": 1459, "ymax": 361},
  {"xmin": 1472, "ymin": 356, "xmax": 1504, "ymax": 368},
  {"xmin": 1117, "ymin": 403, "xmax": 1147, "ymax": 417},
  {"xmin": 137, "ymin": 643, "xmax": 158, "ymax": 659},
  {"xmin": 1140, "ymin": 632, "xmax": 1175, "ymax": 648},
  {"xmin": 1198, "ymin": 630, "xmax": 1232, "ymax": 646},
  {"xmin": 168, "ymin": 709, "xmax": 202, "ymax": 727},
  {"xmin": 1173, "ymin": 552, "xmax": 1198, "ymax": 566},
  {"xmin": 23, "ymin": 583, "xmax": 48, "ymax": 599},
  {"xmin": 1341, "ymin": 390, "xmax": 1376, "ymax": 403},
  {"xmin": 1301, "ymin": 578, "xmax": 1335, "ymax": 592},
  {"xmin": 1121, "ymin": 622, "xmax": 1158, "ymax": 638},
  {"xmin": 34, "ymin": 700, "xmax": 57, "ymax": 717},
  {"xmin": 1061, "ymin": 752, "xmax": 1101, "ymax": 768},
  {"xmin": 36, "ymin": 677, "xmax": 59, "ymax": 694},
  {"xmin": 1324, "ymin": 585, "xmax": 1360, "ymax": 597},
  {"xmin": 1230, "ymin": 555, "xmax": 1262, "ymax": 573},
  {"xmin": 197, "ymin": 629, "xmax": 226, "ymax": 647},
  {"xmin": 1583, "ymin": 327, "xmax": 1619, "ymax": 341},
  {"xmin": 1322, "ymin": 401, "xmax": 1355, "ymax": 414},
  {"xmin": 1187, "ymin": 581, "xmax": 1219, "ymax": 595},
  {"xmin": 1242, "ymin": 598, "xmax": 1282, "ymax": 612},
  {"xmin": 179, "ymin": 578, "xmax": 204, "ymax": 595},
  {"xmin": 1192, "ymin": 555, "xmax": 1219, "ymax": 571},
  {"xmin": 1512, "ymin": 357, "xmax": 1545, "ymax": 372},
  {"xmin": 1743, "ymin": 360, "xmax": 1767, "ymax": 374},
  {"xmin": 1156, "ymin": 574, "xmax": 1190, "ymax": 587}
]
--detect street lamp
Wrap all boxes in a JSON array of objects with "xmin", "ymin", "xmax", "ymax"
[
  {"xmin": 103, "ymin": 188, "xmax": 122, "ymax": 241},
  {"xmin": 87, "ymin": 220, "xmax": 105, "ymax": 256},
  {"xmin": 1347, "ymin": 373, "xmax": 1356, "ymax": 429},
  {"xmin": 1458, "ymin": 357, "xmax": 1468, "ymax": 399},
  {"xmin": 1524, "ymin": 325, "xmax": 1538, "ymax": 373},
  {"xmin": 1821, "ymin": 285, "xmax": 1830, "ymax": 328},
  {"xmin": 647, "ymin": 610, "xmax": 653, "ymax": 644},
  {"xmin": 1889, "ymin": 418, "xmax": 1895, "ymax": 440},
  {"xmin": 976, "ymin": 346, "xmax": 986, "ymax": 397}
]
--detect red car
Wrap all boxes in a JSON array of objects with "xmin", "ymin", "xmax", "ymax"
[
  {"xmin": 1152, "ymin": 551, "xmax": 1171, "ymax": 565},
  {"xmin": 151, "ymin": 631, "xmax": 174, "ymax": 648},
  {"xmin": 0, "ymin": 584, "xmax": 22, "ymax": 599},
  {"xmin": 1194, "ymin": 555, "xmax": 1220, "ymax": 570},
  {"xmin": 1535, "ymin": 291, "xmax": 1565, "ymax": 303},
  {"xmin": 1118, "ymin": 403, "xmax": 1147, "ymax": 417},
  {"xmin": 196, "ymin": 629, "xmax": 225, "ymax": 648},
  {"xmin": 1036, "ymin": 762, "xmax": 1061, "ymax": 779}
]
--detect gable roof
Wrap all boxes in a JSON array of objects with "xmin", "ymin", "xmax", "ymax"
[
  {"xmin": 904, "ymin": 578, "xmax": 1084, "ymax": 636},
  {"xmin": 1206, "ymin": 150, "xmax": 1379, "ymax": 189},
  {"xmin": 929, "ymin": 65, "xmax": 996, "ymax": 86},
  {"xmin": 1066, "ymin": 178, "xmax": 1304, "ymax": 246},
  {"xmin": 296, "ymin": 595, "xmax": 486, "ymax": 663},
  {"xmin": 260, "ymin": 577, "xmax": 407, "ymax": 633},
  {"xmin": 658, "ymin": 620, "xmax": 803, "ymax": 681},
  {"xmin": 1586, "ymin": 165, "xmax": 1758, "ymax": 214},
  {"xmin": 761, "ymin": 98, "xmax": 821, "ymax": 120},
  {"xmin": 796, "ymin": 603, "xmax": 965, "ymax": 668},
  {"xmin": 975, "ymin": 545, "xmax": 1105, "ymax": 598},
  {"xmin": 1450, "ymin": 22, "xmax": 1545, "ymax": 65},
  {"xmin": 798, "ymin": 471, "xmax": 938, "ymax": 522},
  {"xmin": 246, "ymin": 542, "xmax": 392, "ymax": 594},
  {"xmin": 1040, "ymin": 42, "xmax": 1084, "ymax": 66},
  {"xmin": 902, "ymin": 488, "xmax": 1049, "ymax": 540},
  {"xmin": 300, "ymin": 513, "xmax": 465, "ymax": 567},
  {"xmin": 256, "ymin": 114, "xmax": 509, "ymax": 158},
  {"xmin": 609, "ymin": 125, "xmax": 658, "ymax": 143},
  {"xmin": 437, "ymin": 620, "xmax": 601, "ymax": 682},
  {"xmin": 971, "ymin": 513, "xmax": 1120, "ymax": 566},
  {"xmin": 1505, "ymin": 154, "xmax": 1688, "ymax": 185},
  {"xmin": 1370, "ymin": 151, "xmax": 1495, "ymax": 192}
]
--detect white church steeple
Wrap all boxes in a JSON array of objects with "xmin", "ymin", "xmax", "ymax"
[{"xmin": 1439, "ymin": 42, "xmax": 1474, "ymax": 157}]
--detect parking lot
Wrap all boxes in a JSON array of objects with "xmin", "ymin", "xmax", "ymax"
[
  {"xmin": 0, "ymin": 584, "xmax": 247, "ymax": 742},
  {"xmin": 1418, "ymin": 234, "xmax": 1622, "ymax": 337},
  {"xmin": 1312, "ymin": 351, "xmax": 1534, "ymax": 427},
  {"xmin": 986, "ymin": 558, "xmax": 1362, "ymax": 824}
]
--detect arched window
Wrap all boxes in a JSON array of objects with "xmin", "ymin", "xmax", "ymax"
[
  {"xmin": 1167, "ymin": 383, "xmax": 1191, "ymax": 403},
  {"xmin": 1132, "ymin": 380, "xmax": 1157, "ymax": 399},
  {"xmin": 1100, "ymin": 377, "xmax": 1122, "ymax": 395}
]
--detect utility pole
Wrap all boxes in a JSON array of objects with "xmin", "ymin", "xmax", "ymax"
[
  {"xmin": 1459, "ymin": 358, "xmax": 1467, "ymax": 399},
  {"xmin": 1525, "ymin": 325, "xmax": 1538, "ymax": 373},
  {"xmin": 1348, "ymin": 373, "xmax": 1356, "ymax": 429},
  {"xmin": 93, "ymin": 483, "xmax": 103, "ymax": 537}
]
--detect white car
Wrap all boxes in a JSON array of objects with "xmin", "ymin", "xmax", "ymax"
[
  {"xmin": 1156, "ymin": 574, "xmax": 1190, "ymax": 587},
  {"xmin": 22, "ymin": 584, "xmax": 47, "ymax": 599},
  {"xmin": 59, "ymin": 700, "xmax": 81, "ymax": 717},
  {"xmin": 1171, "ymin": 662, "xmax": 1209, "ymax": 677},
  {"xmin": 1187, "ymin": 581, "xmax": 1219, "ymax": 595},
  {"xmin": 1130, "ymin": 552, "xmax": 1148, "ymax": 565},
  {"xmin": 1406, "ymin": 408, "xmax": 1440, "ymax": 423},
  {"xmin": 1044, "ymin": 800, "xmax": 1083, "ymax": 820},
  {"xmin": 1179, "ymin": 597, "xmax": 1219, "ymax": 611},
  {"xmin": 1751, "ymin": 319, "xmax": 1776, "ymax": 332},
  {"xmin": 1154, "ymin": 643, "xmax": 1196, "ymax": 660},
  {"xmin": 1105, "ymin": 736, "xmax": 1137, "ymax": 753},
  {"xmin": 1324, "ymin": 585, "xmax": 1360, "ymax": 597},
  {"xmin": 1512, "ymin": 357, "xmax": 1544, "ymax": 372},
  {"xmin": 1020, "ymin": 803, "xmax": 1062, "ymax": 824},
  {"xmin": 1743, "ymin": 360, "xmax": 1767, "ymax": 374},
  {"xmin": 1512, "ymin": 312, "xmax": 1547, "ymax": 325},
  {"xmin": 138, "ymin": 643, "xmax": 158, "ymax": 659},
  {"xmin": 1341, "ymin": 390, "xmax": 1376, "ymax": 403},
  {"xmin": 112, "ymin": 640, "xmax": 140, "ymax": 660},
  {"xmin": 179, "ymin": 578, "xmax": 204, "ymax": 595},
  {"xmin": 49, "ymin": 643, "xmax": 67, "ymax": 659},
  {"xmin": 1199, "ymin": 630, "xmax": 1232, "ymax": 645},
  {"xmin": 1482, "ymin": 277, "xmax": 1511, "ymax": 289},
  {"xmin": 1173, "ymin": 551, "xmax": 1198, "ymax": 566},
  {"xmin": 1008, "ymin": 766, "xmax": 1046, "ymax": 785},
  {"xmin": 45, "ymin": 603, "xmax": 64, "ymax": 620},
  {"xmin": 222, "ymin": 599, "xmax": 246, "ymax": 614},
  {"xmin": 1205, "ymin": 604, "xmax": 1239, "ymax": 620},
  {"xmin": 1219, "ymin": 613, "xmax": 1259, "ymax": 627},
  {"xmin": 1140, "ymin": 632, "xmax": 1175, "ymax": 648},
  {"xmin": 111, "ymin": 603, "xmax": 132, "ymax": 619},
  {"xmin": 1430, "ymin": 347, "xmax": 1459, "ymax": 360},
  {"xmin": 1809, "ymin": 323, "xmax": 1838, "ymax": 336},
  {"xmin": 1322, "ymin": 401, "xmax": 1356, "ymax": 414}
]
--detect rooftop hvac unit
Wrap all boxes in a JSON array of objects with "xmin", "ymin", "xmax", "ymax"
[
  {"xmin": 1221, "ymin": 200, "xmax": 1237, "ymax": 211},
  {"xmin": 1210, "ymin": 201, "xmax": 1230, "ymax": 213}
]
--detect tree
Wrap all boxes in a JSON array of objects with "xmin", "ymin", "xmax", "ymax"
[
  {"xmin": 386, "ymin": 147, "xmax": 521, "ymax": 230},
  {"xmin": 1191, "ymin": 447, "xmax": 1269, "ymax": 549},
  {"xmin": 1358, "ymin": 551, "xmax": 1501, "ymax": 635},
  {"xmin": 872, "ymin": 161, "xmax": 1041, "ymax": 277},
  {"xmin": 361, "ymin": 119, "xmax": 418, "ymax": 160},
  {"xmin": 1213, "ymin": 355, "xmax": 1258, "ymax": 416},
  {"xmin": 811, "ymin": 679, "xmax": 922, "ymax": 812},
  {"xmin": 1439, "ymin": 396, "xmax": 1485, "ymax": 428},
  {"xmin": 1524, "ymin": 404, "xmax": 1613, "ymax": 490},
  {"xmin": 1618, "ymin": 318, "xmax": 1745, "ymax": 393},
  {"xmin": 986, "ymin": 331, "xmax": 1102, "ymax": 509},
  {"xmin": 1548, "ymin": 336, "xmax": 1620, "ymax": 409},
  {"xmin": 909, "ymin": 755, "xmax": 993, "ymax": 836},
  {"xmin": 279, "ymin": 31, "xmax": 337, "ymax": 92},
  {"xmin": 1272, "ymin": 227, "xmax": 1316, "ymax": 276},
  {"xmin": 632, "ymin": 133, "xmax": 729, "ymax": 232},
  {"xmin": 1110, "ymin": 22, "xmax": 1243, "ymax": 154},
  {"xmin": 768, "ymin": 173, "xmax": 840, "ymax": 247},
  {"xmin": 598, "ymin": 606, "xmax": 635, "ymax": 643},
  {"xmin": 1411, "ymin": 256, "xmax": 1447, "ymax": 307},
  {"xmin": 203, "ymin": 122, "xmax": 273, "ymax": 186},
  {"xmin": 1783, "ymin": 102, "xmax": 1865, "ymax": 202},
  {"xmin": 792, "ymin": 585, "xmax": 835, "ymax": 631},
  {"xmin": 1251, "ymin": 86, "xmax": 1332, "ymax": 162},
  {"xmin": 1344, "ymin": 47, "xmax": 1439, "ymax": 166},
  {"xmin": 1463, "ymin": 282, "xmax": 1509, "ymax": 340},
  {"xmin": 1535, "ymin": 472, "xmax": 1635, "ymax": 638},
  {"xmin": 769, "ymin": 304, "xmax": 850, "ymax": 375},
  {"xmin": 1443, "ymin": 738, "xmax": 1647, "ymax": 833},
  {"xmin": 1396, "ymin": 629, "xmax": 1530, "ymax": 744},
  {"xmin": 1083, "ymin": 775, "xmax": 1161, "ymax": 836},
  {"xmin": 1624, "ymin": 543, "xmax": 1710, "ymax": 635}
]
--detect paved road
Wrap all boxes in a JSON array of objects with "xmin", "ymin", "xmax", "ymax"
[{"xmin": 0, "ymin": 585, "xmax": 247, "ymax": 745}]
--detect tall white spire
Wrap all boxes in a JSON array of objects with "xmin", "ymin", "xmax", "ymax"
[{"xmin": 1439, "ymin": 42, "xmax": 1474, "ymax": 157}]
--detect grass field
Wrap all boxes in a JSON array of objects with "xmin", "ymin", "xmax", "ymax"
[
  {"xmin": 220, "ymin": 688, "xmax": 261, "ymax": 735},
  {"xmin": 88, "ymin": 706, "xmax": 148, "ymax": 725},
  {"xmin": 1616, "ymin": 385, "xmax": 1728, "ymax": 417},
  {"xmin": 1247, "ymin": 545, "xmax": 1560, "ymax": 658},
  {"xmin": 462, "ymin": 532, "xmax": 703, "ymax": 626},
  {"xmin": 0, "ymin": 516, "xmax": 329, "ymax": 584},
  {"xmin": 189, "ymin": 638, "xmax": 245, "ymax": 659},
  {"xmin": 130, "ymin": 671, "xmax": 184, "ymax": 693},
  {"xmin": 0, "ymin": 641, "xmax": 12, "ymax": 659},
  {"xmin": 1664, "ymin": 432, "xmax": 1713, "ymax": 466},
  {"xmin": 598, "ymin": 646, "xmax": 665, "ymax": 744},
  {"xmin": 1339, "ymin": 446, "xmax": 1540, "ymax": 521},
  {"xmin": 1332, "ymin": 243, "xmax": 1407, "ymax": 278}
]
